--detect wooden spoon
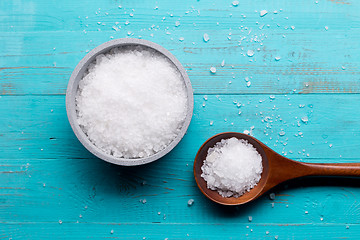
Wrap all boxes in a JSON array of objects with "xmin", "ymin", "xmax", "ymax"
[{"xmin": 194, "ymin": 132, "xmax": 360, "ymax": 205}]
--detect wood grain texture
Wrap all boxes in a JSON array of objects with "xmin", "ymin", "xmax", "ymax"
[{"xmin": 1, "ymin": 0, "xmax": 360, "ymax": 238}]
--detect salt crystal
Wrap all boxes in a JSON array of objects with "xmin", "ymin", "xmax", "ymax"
[
  {"xmin": 203, "ymin": 33, "xmax": 210, "ymax": 42},
  {"xmin": 275, "ymin": 56, "xmax": 281, "ymax": 61},
  {"xmin": 246, "ymin": 81, "xmax": 251, "ymax": 87},
  {"xmin": 210, "ymin": 121, "xmax": 214, "ymax": 126},
  {"xmin": 279, "ymin": 131, "xmax": 286, "ymax": 136},
  {"xmin": 248, "ymin": 216, "xmax": 253, "ymax": 222},
  {"xmin": 187, "ymin": 199, "xmax": 194, "ymax": 206},
  {"xmin": 201, "ymin": 138, "xmax": 263, "ymax": 197},
  {"xmin": 59, "ymin": 220, "xmax": 62, "ymax": 224},
  {"xmin": 301, "ymin": 116, "xmax": 308, "ymax": 123},
  {"xmin": 210, "ymin": 67, "xmax": 216, "ymax": 73},
  {"xmin": 76, "ymin": 47, "xmax": 188, "ymax": 159},
  {"xmin": 325, "ymin": 26, "xmax": 329, "ymax": 30},
  {"xmin": 175, "ymin": 21, "xmax": 180, "ymax": 27},
  {"xmin": 221, "ymin": 60, "xmax": 225, "ymax": 67},
  {"xmin": 247, "ymin": 50, "xmax": 254, "ymax": 57},
  {"xmin": 269, "ymin": 193, "xmax": 276, "ymax": 200},
  {"xmin": 110, "ymin": 230, "xmax": 114, "ymax": 234},
  {"xmin": 260, "ymin": 10, "xmax": 268, "ymax": 17},
  {"xmin": 305, "ymin": 211, "xmax": 308, "ymax": 214},
  {"xmin": 232, "ymin": 1, "xmax": 239, "ymax": 6},
  {"xmin": 179, "ymin": 37, "xmax": 184, "ymax": 41}
]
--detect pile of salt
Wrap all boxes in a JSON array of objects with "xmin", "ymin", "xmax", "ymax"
[
  {"xmin": 201, "ymin": 137, "xmax": 263, "ymax": 197},
  {"xmin": 76, "ymin": 46, "xmax": 188, "ymax": 159}
]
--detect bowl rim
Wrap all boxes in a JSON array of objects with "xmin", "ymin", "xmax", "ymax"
[{"xmin": 66, "ymin": 38, "xmax": 194, "ymax": 166}]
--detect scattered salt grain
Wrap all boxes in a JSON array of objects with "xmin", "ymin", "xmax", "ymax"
[
  {"xmin": 201, "ymin": 137, "xmax": 263, "ymax": 197},
  {"xmin": 248, "ymin": 216, "xmax": 253, "ymax": 222},
  {"xmin": 247, "ymin": 50, "xmax": 255, "ymax": 57},
  {"xmin": 325, "ymin": 26, "xmax": 329, "ymax": 31},
  {"xmin": 275, "ymin": 56, "xmax": 281, "ymax": 61},
  {"xmin": 187, "ymin": 199, "xmax": 194, "ymax": 206},
  {"xmin": 269, "ymin": 193, "xmax": 276, "ymax": 200},
  {"xmin": 221, "ymin": 60, "xmax": 225, "ymax": 67},
  {"xmin": 232, "ymin": 1, "xmax": 239, "ymax": 6},
  {"xmin": 301, "ymin": 116, "xmax": 308, "ymax": 123},
  {"xmin": 76, "ymin": 47, "xmax": 188, "ymax": 159},
  {"xmin": 203, "ymin": 33, "xmax": 210, "ymax": 42},
  {"xmin": 210, "ymin": 67, "xmax": 217, "ymax": 73},
  {"xmin": 110, "ymin": 230, "xmax": 114, "ymax": 234},
  {"xmin": 260, "ymin": 10, "xmax": 268, "ymax": 17}
]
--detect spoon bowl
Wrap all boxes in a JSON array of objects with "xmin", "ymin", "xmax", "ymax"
[{"xmin": 194, "ymin": 132, "xmax": 360, "ymax": 205}]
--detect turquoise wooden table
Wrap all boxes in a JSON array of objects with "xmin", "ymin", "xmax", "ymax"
[{"xmin": 1, "ymin": 0, "xmax": 360, "ymax": 239}]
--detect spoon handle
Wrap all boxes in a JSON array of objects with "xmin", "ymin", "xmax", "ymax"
[{"xmin": 303, "ymin": 162, "xmax": 360, "ymax": 177}]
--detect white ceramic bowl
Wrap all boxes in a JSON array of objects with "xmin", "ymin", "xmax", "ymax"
[{"xmin": 66, "ymin": 38, "xmax": 194, "ymax": 166}]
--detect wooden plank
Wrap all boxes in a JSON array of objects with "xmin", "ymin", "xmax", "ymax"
[
  {"xmin": 0, "ymin": 94, "xmax": 359, "ymax": 161},
  {"xmin": 1, "ymin": 30, "xmax": 359, "ymax": 94},
  {"xmin": 1, "ymin": 157, "xmax": 360, "ymax": 224},
  {"xmin": 1, "ymin": 1, "xmax": 360, "ymax": 95},
  {"xmin": 0, "ymin": 220, "xmax": 359, "ymax": 239},
  {"xmin": 0, "ymin": 0, "xmax": 359, "ymax": 32}
]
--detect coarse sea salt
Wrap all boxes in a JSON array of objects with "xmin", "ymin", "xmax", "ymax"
[
  {"xmin": 201, "ymin": 137, "xmax": 263, "ymax": 197},
  {"xmin": 76, "ymin": 46, "xmax": 188, "ymax": 159}
]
